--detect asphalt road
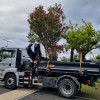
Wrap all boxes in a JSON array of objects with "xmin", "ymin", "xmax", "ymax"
[
  {"xmin": 0, "ymin": 84, "xmax": 91, "ymax": 100},
  {"xmin": 0, "ymin": 85, "xmax": 12, "ymax": 94},
  {"xmin": 0, "ymin": 85, "xmax": 41, "ymax": 100},
  {"xmin": 20, "ymin": 87, "xmax": 91, "ymax": 100}
]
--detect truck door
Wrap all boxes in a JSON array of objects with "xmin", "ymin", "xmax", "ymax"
[{"xmin": 0, "ymin": 50, "xmax": 16, "ymax": 71}]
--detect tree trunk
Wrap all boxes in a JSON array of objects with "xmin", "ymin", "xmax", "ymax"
[
  {"xmin": 47, "ymin": 47, "xmax": 57, "ymax": 61},
  {"xmin": 52, "ymin": 50, "xmax": 57, "ymax": 61},
  {"xmin": 82, "ymin": 54, "xmax": 86, "ymax": 61},
  {"xmin": 44, "ymin": 46, "xmax": 48, "ymax": 58},
  {"xmin": 70, "ymin": 48, "xmax": 74, "ymax": 62},
  {"xmin": 79, "ymin": 52, "xmax": 83, "ymax": 75}
]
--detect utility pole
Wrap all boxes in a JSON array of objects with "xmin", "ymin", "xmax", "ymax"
[{"xmin": 3, "ymin": 39, "xmax": 12, "ymax": 47}]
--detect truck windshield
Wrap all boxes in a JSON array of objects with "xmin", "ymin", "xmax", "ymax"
[
  {"xmin": 22, "ymin": 49, "xmax": 29, "ymax": 58},
  {"xmin": 2, "ymin": 50, "xmax": 15, "ymax": 59}
]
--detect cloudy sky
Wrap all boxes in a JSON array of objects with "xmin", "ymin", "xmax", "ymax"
[{"xmin": 0, "ymin": 0, "xmax": 100, "ymax": 59}]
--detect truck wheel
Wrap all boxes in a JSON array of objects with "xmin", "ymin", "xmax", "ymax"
[
  {"xmin": 4, "ymin": 74, "xmax": 17, "ymax": 89},
  {"xmin": 58, "ymin": 79, "xmax": 77, "ymax": 99}
]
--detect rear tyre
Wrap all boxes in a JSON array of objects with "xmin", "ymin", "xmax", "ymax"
[
  {"xmin": 4, "ymin": 74, "xmax": 17, "ymax": 89},
  {"xmin": 58, "ymin": 79, "xmax": 77, "ymax": 99}
]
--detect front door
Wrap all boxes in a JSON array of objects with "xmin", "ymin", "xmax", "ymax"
[{"xmin": 0, "ymin": 50, "xmax": 16, "ymax": 71}]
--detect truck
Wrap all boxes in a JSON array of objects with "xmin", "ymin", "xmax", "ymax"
[{"xmin": 0, "ymin": 44, "xmax": 100, "ymax": 98}]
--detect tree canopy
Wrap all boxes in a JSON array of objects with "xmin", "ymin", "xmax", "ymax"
[
  {"xmin": 96, "ymin": 54, "xmax": 100, "ymax": 62},
  {"xmin": 63, "ymin": 20, "xmax": 78, "ymax": 62},
  {"xmin": 63, "ymin": 19, "xmax": 100, "ymax": 61},
  {"xmin": 27, "ymin": 3, "xmax": 69, "ymax": 60}
]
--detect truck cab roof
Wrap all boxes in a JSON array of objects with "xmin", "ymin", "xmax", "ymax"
[{"xmin": 2, "ymin": 47, "xmax": 24, "ymax": 50}]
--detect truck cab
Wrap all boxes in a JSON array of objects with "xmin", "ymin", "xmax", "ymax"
[
  {"xmin": 0, "ymin": 47, "xmax": 32, "ymax": 87},
  {"xmin": 0, "ymin": 48, "xmax": 17, "ymax": 78},
  {"xmin": 0, "ymin": 44, "xmax": 42, "ymax": 89}
]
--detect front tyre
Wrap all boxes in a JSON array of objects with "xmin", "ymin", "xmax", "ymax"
[
  {"xmin": 4, "ymin": 74, "xmax": 17, "ymax": 89},
  {"xmin": 58, "ymin": 79, "xmax": 77, "ymax": 99}
]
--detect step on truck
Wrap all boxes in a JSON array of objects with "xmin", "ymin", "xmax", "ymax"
[{"xmin": 0, "ymin": 44, "xmax": 100, "ymax": 98}]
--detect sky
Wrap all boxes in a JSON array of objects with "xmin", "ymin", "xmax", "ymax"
[{"xmin": 0, "ymin": 0, "xmax": 100, "ymax": 59}]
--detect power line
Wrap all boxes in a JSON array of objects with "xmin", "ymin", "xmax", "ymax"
[{"xmin": 3, "ymin": 39, "xmax": 12, "ymax": 47}]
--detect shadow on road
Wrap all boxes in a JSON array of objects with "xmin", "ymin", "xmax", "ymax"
[
  {"xmin": 0, "ymin": 84, "xmax": 91, "ymax": 100},
  {"xmin": 0, "ymin": 85, "xmax": 12, "ymax": 94},
  {"xmin": 20, "ymin": 87, "xmax": 91, "ymax": 100}
]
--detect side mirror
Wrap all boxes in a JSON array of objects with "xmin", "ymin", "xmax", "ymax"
[
  {"xmin": 0, "ymin": 56, "xmax": 2, "ymax": 62},
  {"xmin": 0, "ymin": 50, "xmax": 2, "ymax": 61},
  {"xmin": 0, "ymin": 51, "xmax": 1, "ymax": 56},
  {"xmin": 0, "ymin": 51, "xmax": 1, "ymax": 61}
]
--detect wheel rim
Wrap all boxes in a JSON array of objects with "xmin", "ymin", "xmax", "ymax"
[
  {"xmin": 7, "ymin": 77, "xmax": 14, "ymax": 86},
  {"xmin": 62, "ymin": 83, "xmax": 72, "ymax": 95}
]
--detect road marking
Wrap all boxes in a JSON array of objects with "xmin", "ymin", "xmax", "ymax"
[
  {"xmin": 0, "ymin": 88, "xmax": 37, "ymax": 100},
  {"xmin": 15, "ymin": 90, "xmax": 36, "ymax": 100}
]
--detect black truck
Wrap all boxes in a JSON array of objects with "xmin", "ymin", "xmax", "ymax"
[{"xmin": 0, "ymin": 44, "xmax": 100, "ymax": 98}]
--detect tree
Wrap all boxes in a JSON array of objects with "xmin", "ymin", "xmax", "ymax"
[
  {"xmin": 96, "ymin": 54, "xmax": 100, "ymax": 62},
  {"xmin": 60, "ymin": 57, "xmax": 70, "ymax": 62},
  {"xmin": 79, "ymin": 20, "xmax": 100, "ymax": 61},
  {"xmin": 89, "ymin": 54, "xmax": 100, "ymax": 62},
  {"xmin": 73, "ymin": 54, "xmax": 79, "ymax": 61},
  {"xmin": 63, "ymin": 20, "xmax": 78, "ymax": 62},
  {"xmin": 63, "ymin": 19, "xmax": 100, "ymax": 74},
  {"xmin": 27, "ymin": 3, "xmax": 69, "ymax": 60},
  {"xmin": 0, "ymin": 47, "xmax": 2, "ymax": 50}
]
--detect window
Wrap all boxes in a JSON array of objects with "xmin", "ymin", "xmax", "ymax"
[{"xmin": 2, "ymin": 50, "xmax": 15, "ymax": 59}]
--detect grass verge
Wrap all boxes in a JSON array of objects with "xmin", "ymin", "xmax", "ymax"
[
  {"xmin": 78, "ymin": 84, "xmax": 100, "ymax": 100},
  {"xmin": 97, "ymin": 79, "xmax": 100, "ymax": 83},
  {"xmin": 0, "ymin": 81, "xmax": 4, "ymax": 85}
]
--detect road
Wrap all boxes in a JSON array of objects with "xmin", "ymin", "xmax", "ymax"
[
  {"xmin": 0, "ymin": 85, "xmax": 12, "ymax": 94},
  {"xmin": 0, "ymin": 85, "xmax": 91, "ymax": 100},
  {"xmin": 20, "ymin": 87, "xmax": 91, "ymax": 100},
  {"xmin": 0, "ymin": 85, "xmax": 40, "ymax": 100}
]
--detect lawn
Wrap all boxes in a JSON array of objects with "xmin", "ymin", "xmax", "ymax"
[
  {"xmin": 41, "ymin": 83, "xmax": 100, "ymax": 100},
  {"xmin": 97, "ymin": 79, "xmax": 100, "ymax": 83},
  {"xmin": 0, "ymin": 81, "xmax": 4, "ymax": 85},
  {"xmin": 78, "ymin": 84, "xmax": 100, "ymax": 100},
  {"xmin": 0, "ymin": 79, "xmax": 4, "ymax": 85}
]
